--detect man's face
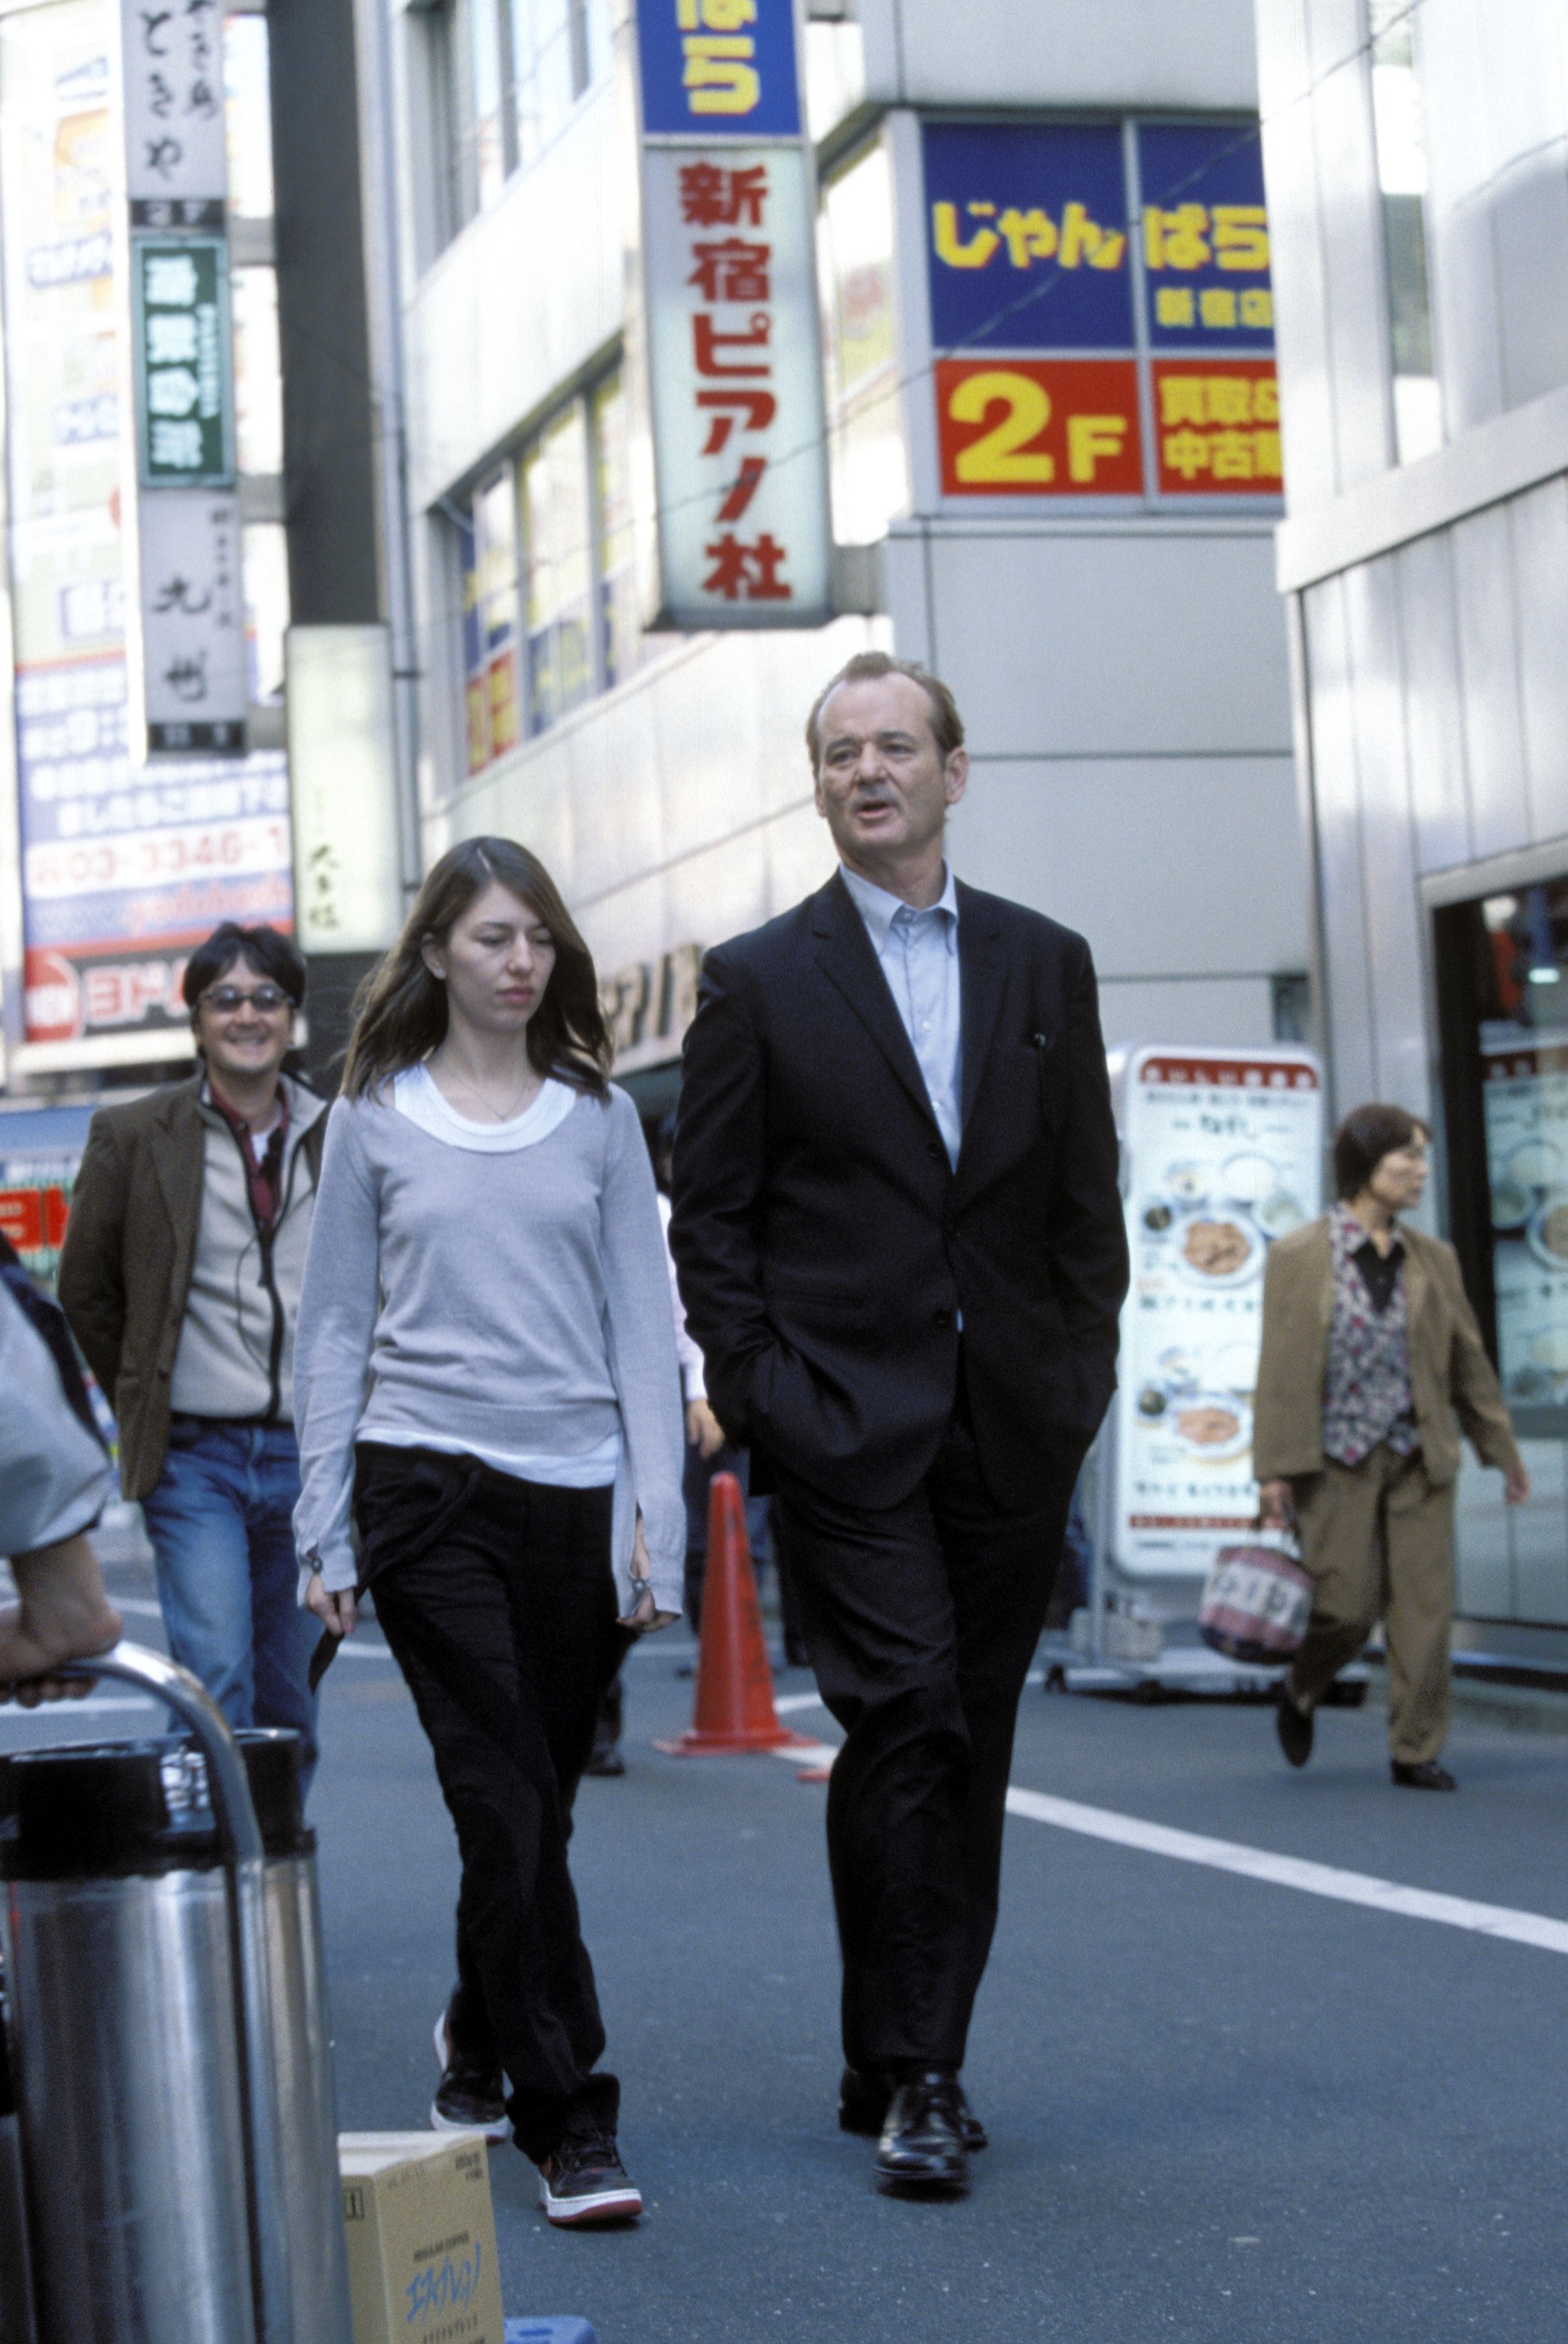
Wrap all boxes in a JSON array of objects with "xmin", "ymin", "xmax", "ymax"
[
  {"xmin": 813, "ymin": 673, "xmax": 968, "ymax": 869},
  {"xmin": 193, "ymin": 953, "xmax": 296, "ymax": 1091}
]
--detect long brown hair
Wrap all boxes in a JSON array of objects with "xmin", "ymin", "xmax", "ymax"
[{"xmin": 341, "ymin": 837, "xmax": 611, "ymax": 1101}]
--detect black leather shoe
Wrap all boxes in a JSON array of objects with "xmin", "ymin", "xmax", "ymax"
[
  {"xmin": 1392, "ymin": 1758, "xmax": 1457, "ymax": 1790},
  {"xmin": 875, "ymin": 2071, "xmax": 969, "ymax": 2194},
  {"xmin": 840, "ymin": 2065, "xmax": 987, "ymax": 2151},
  {"xmin": 1275, "ymin": 1686, "xmax": 1314, "ymax": 1768}
]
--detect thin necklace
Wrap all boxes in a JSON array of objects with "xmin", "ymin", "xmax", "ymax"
[{"xmin": 435, "ymin": 1057, "xmax": 541, "ymax": 1123}]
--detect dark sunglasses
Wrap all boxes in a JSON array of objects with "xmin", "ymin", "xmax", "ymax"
[{"xmin": 201, "ymin": 985, "xmax": 293, "ymax": 1015}]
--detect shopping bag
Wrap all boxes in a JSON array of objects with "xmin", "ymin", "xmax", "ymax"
[{"xmin": 1198, "ymin": 1538, "xmax": 1313, "ymax": 1664}]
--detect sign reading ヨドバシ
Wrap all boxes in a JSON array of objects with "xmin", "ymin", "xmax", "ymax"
[
  {"xmin": 923, "ymin": 116, "xmax": 1280, "ymax": 505},
  {"xmin": 633, "ymin": 1, "xmax": 831, "ymax": 627}
]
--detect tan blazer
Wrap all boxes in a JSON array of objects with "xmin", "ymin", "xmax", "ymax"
[
  {"xmin": 1252, "ymin": 1214, "xmax": 1521, "ymax": 1488},
  {"xmin": 58, "ymin": 1076, "xmax": 326, "ymax": 1501}
]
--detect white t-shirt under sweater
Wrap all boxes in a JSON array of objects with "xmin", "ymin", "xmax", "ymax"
[{"xmin": 291, "ymin": 1066, "xmax": 686, "ymax": 1613}]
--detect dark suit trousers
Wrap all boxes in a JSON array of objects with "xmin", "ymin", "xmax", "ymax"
[{"xmin": 774, "ymin": 1376, "xmax": 1076, "ymax": 2074}]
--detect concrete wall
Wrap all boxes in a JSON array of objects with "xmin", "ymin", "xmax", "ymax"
[{"xmin": 1256, "ymin": 0, "xmax": 1568, "ymax": 1630}]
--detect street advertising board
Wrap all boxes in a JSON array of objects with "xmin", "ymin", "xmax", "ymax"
[
  {"xmin": 632, "ymin": 0, "xmax": 832, "ymax": 628},
  {"xmin": 1477, "ymin": 1036, "xmax": 1568, "ymax": 1416},
  {"xmin": 0, "ymin": 0, "xmax": 290, "ymax": 1061},
  {"xmin": 1114, "ymin": 1046, "xmax": 1323, "ymax": 1578},
  {"xmin": 921, "ymin": 117, "xmax": 1279, "ymax": 508}
]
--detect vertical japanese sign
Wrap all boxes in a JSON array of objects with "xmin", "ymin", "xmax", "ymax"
[
  {"xmin": 122, "ymin": 0, "xmax": 225, "ymax": 224},
  {"xmin": 633, "ymin": 1, "xmax": 831, "ymax": 627},
  {"xmin": 0, "ymin": 0, "xmax": 290, "ymax": 1055},
  {"xmin": 1114, "ymin": 1048, "xmax": 1323, "ymax": 1578},
  {"xmin": 923, "ymin": 118, "xmax": 1280, "ymax": 505},
  {"xmin": 131, "ymin": 235, "xmax": 234, "ymax": 487}
]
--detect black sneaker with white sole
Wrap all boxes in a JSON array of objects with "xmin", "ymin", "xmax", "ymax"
[
  {"xmin": 538, "ymin": 2133, "xmax": 643, "ymax": 2226},
  {"xmin": 430, "ymin": 2007, "xmax": 509, "ymax": 2143}
]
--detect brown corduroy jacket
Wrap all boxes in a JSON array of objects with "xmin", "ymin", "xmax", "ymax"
[
  {"xmin": 1252, "ymin": 1213, "xmax": 1522, "ymax": 1487},
  {"xmin": 57, "ymin": 1075, "xmax": 327, "ymax": 1501}
]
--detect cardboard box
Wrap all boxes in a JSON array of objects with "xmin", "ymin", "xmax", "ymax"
[{"xmin": 339, "ymin": 2131, "xmax": 506, "ymax": 2344}]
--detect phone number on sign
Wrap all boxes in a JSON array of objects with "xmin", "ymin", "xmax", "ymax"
[{"xmin": 24, "ymin": 820, "xmax": 292, "ymax": 900}]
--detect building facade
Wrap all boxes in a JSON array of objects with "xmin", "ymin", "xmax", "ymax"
[
  {"xmin": 383, "ymin": 0, "xmax": 1309, "ymax": 1124},
  {"xmin": 1257, "ymin": 0, "xmax": 1568, "ymax": 1651}
]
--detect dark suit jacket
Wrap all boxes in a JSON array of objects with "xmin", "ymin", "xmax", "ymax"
[
  {"xmin": 668, "ymin": 871, "xmax": 1129, "ymax": 1514},
  {"xmin": 57, "ymin": 1075, "xmax": 327, "ymax": 1501}
]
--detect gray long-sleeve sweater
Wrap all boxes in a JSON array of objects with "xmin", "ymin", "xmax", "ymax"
[{"xmin": 291, "ymin": 1080, "xmax": 686, "ymax": 1610}]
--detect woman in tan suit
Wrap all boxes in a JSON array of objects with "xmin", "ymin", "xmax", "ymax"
[{"xmin": 1253, "ymin": 1102, "xmax": 1528, "ymax": 1789}]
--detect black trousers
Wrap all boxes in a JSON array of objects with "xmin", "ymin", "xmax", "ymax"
[
  {"xmin": 354, "ymin": 1444, "xmax": 630, "ymax": 2162},
  {"xmin": 775, "ymin": 1385, "xmax": 1077, "ymax": 2075}
]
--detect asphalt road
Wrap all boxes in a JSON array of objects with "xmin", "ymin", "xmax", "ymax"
[{"xmin": 7, "ymin": 1542, "xmax": 1568, "ymax": 2344}]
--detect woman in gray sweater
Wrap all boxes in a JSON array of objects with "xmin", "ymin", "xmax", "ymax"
[{"xmin": 293, "ymin": 836, "xmax": 684, "ymax": 2228}]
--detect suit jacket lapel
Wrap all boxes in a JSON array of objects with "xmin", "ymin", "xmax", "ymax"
[
  {"xmin": 1402, "ymin": 1225, "xmax": 1429, "ymax": 1343},
  {"xmin": 956, "ymin": 883, "xmax": 1006, "ymax": 1134},
  {"xmin": 809, "ymin": 873, "xmax": 939, "ymax": 1131}
]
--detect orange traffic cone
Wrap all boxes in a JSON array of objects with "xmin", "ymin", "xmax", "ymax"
[{"xmin": 655, "ymin": 1472, "xmax": 814, "ymax": 1756}]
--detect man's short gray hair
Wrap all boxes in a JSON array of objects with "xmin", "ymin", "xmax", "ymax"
[{"xmin": 805, "ymin": 651, "xmax": 965, "ymax": 768}]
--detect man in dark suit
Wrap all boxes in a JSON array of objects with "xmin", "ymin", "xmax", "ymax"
[{"xmin": 669, "ymin": 650, "xmax": 1128, "ymax": 2194}]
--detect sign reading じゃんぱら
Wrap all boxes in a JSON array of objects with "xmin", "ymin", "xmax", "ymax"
[
  {"xmin": 634, "ymin": 3, "xmax": 831, "ymax": 627},
  {"xmin": 924, "ymin": 119, "xmax": 1281, "ymax": 503}
]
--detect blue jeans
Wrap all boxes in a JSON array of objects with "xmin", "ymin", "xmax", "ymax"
[{"xmin": 141, "ymin": 1417, "xmax": 318, "ymax": 1792}]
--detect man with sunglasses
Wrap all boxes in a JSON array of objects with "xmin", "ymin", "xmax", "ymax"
[{"xmin": 60, "ymin": 923, "xmax": 326, "ymax": 1778}]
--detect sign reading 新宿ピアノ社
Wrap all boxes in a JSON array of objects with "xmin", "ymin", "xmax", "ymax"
[
  {"xmin": 636, "ymin": 0, "xmax": 800, "ymax": 138},
  {"xmin": 1137, "ymin": 121, "xmax": 1274, "ymax": 352},
  {"xmin": 922, "ymin": 120, "xmax": 1132, "ymax": 354}
]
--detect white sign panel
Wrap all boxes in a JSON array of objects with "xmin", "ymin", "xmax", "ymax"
[
  {"xmin": 285, "ymin": 626, "xmax": 404, "ymax": 954},
  {"xmin": 643, "ymin": 143, "xmax": 831, "ymax": 626},
  {"xmin": 1115, "ymin": 1046, "xmax": 1323, "ymax": 1578},
  {"xmin": 122, "ymin": 0, "xmax": 227, "ymax": 220},
  {"xmin": 137, "ymin": 490, "xmax": 245, "ymax": 749}
]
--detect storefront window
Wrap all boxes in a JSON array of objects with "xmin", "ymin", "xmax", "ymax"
[
  {"xmin": 522, "ymin": 403, "xmax": 593, "ymax": 736},
  {"xmin": 818, "ymin": 138, "xmax": 908, "ymax": 546},
  {"xmin": 464, "ymin": 466, "xmax": 523, "ymax": 766},
  {"xmin": 1434, "ymin": 879, "xmax": 1568, "ymax": 1432}
]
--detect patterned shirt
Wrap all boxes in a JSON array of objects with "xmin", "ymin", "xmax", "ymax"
[{"xmin": 1321, "ymin": 1203, "xmax": 1418, "ymax": 1466}]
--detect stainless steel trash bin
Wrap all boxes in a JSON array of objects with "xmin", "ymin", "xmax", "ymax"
[{"xmin": 0, "ymin": 1645, "xmax": 353, "ymax": 2344}]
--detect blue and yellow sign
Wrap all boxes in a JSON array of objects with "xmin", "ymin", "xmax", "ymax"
[
  {"xmin": 1138, "ymin": 122, "xmax": 1274, "ymax": 351},
  {"xmin": 922, "ymin": 122, "xmax": 1133, "ymax": 354},
  {"xmin": 636, "ymin": 0, "xmax": 800, "ymax": 140}
]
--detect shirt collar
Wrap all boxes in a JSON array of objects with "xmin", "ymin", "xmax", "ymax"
[
  {"xmin": 1331, "ymin": 1201, "xmax": 1403, "ymax": 1261},
  {"xmin": 839, "ymin": 860, "xmax": 959, "ymax": 949}
]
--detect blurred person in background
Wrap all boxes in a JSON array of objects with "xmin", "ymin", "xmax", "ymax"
[
  {"xmin": 58, "ymin": 923, "xmax": 324, "ymax": 1776},
  {"xmin": 1255, "ymin": 1102, "xmax": 1528, "ymax": 1790},
  {"xmin": 293, "ymin": 837, "xmax": 684, "ymax": 2229},
  {"xmin": 0, "ymin": 1231, "xmax": 121, "ymax": 1699}
]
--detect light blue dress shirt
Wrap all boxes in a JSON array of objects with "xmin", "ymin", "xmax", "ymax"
[{"xmin": 839, "ymin": 861, "xmax": 963, "ymax": 1168}]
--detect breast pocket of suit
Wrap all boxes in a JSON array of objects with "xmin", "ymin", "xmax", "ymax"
[{"xmin": 987, "ymin": 1037, "xmax": 1063, "ymax": 1164}]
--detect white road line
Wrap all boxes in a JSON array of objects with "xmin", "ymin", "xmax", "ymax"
[
  {"xmin": 773, "ymin": 1691, "xmax": 826, "ymax": 1714},
  {"xmin": 761, "ymin": 1699, "xmax": 1568, "ymax": 1957},
  {"xmin": 1002, "ymin": 1787, "xmax": 1568, "ymax": 1957}
]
